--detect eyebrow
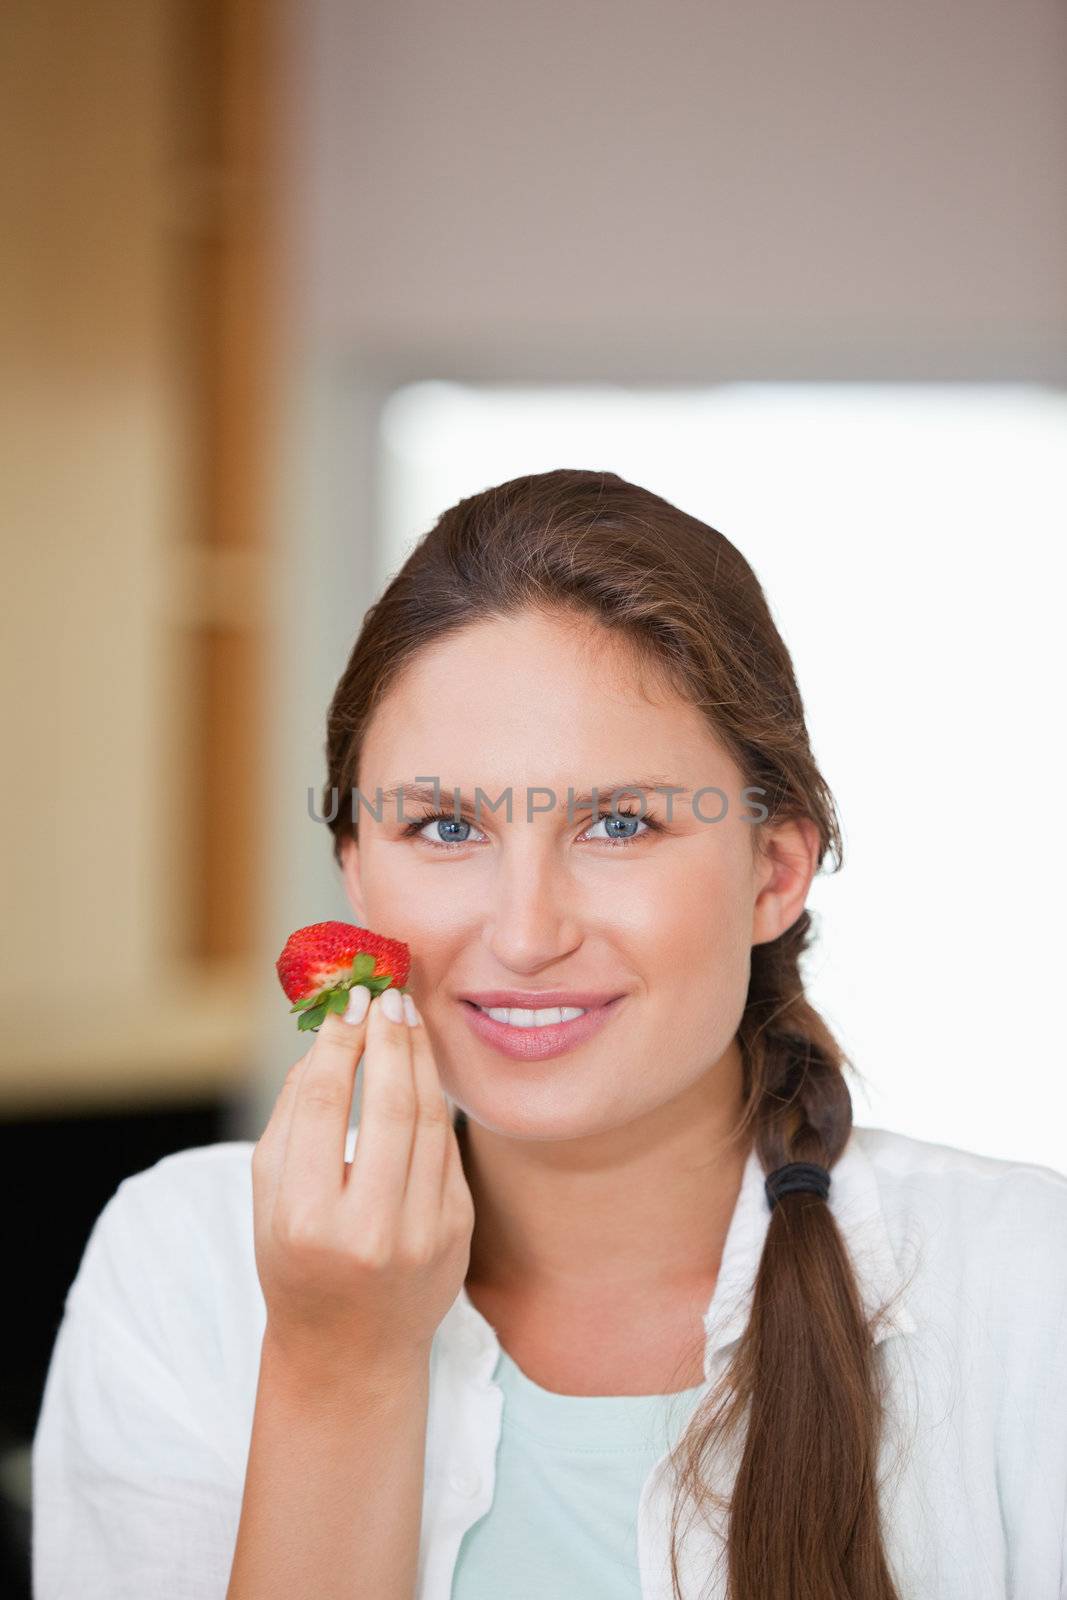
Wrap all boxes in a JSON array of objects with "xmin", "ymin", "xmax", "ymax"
[{"xmin": 375, "ymin": 776, "xmax": 691, "ymax": 812}]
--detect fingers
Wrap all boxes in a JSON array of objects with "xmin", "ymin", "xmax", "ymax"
[
  {"xmin": 392, "ymin": 997, "xmax": 453, "ymax": 1230},
  {"xmin": 440, "ymin": 1099, "xmax": 462, "ymax": 1207},
  {"xmin": 441, "ymin": 1110, "xmax": 473, "ymax": 1218},
  {"xmin": 343, "ymin": 988, "xmax": 419, "ymax": 1224},
  {"xmin": 252, "ymin": 1043, "xmax": 313, "ymax": 1216},
  {"xmin": 278, "ymin": 993, "xmax": 373, "ymax": 1211}
]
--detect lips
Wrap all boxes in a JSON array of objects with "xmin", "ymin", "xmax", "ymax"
[
  {"xmin": 457, "ymin": 989, "xmax": 625, "ymax": 1010},
  {"xmin": 458, "ymin": 993, "xmax": 626, "ymax": 1062}
]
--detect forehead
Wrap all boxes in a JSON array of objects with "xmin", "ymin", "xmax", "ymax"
[{"xmin": 359, "ymin": 610, "xmax": 732, "ymax": 787}]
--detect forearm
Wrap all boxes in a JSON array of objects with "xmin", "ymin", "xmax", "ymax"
[{"xmin": 226, "ymin": 1330, "xmax": 431, "ymax": 1600}]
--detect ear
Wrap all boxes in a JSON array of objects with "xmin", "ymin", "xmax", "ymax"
[
  {"xmin": 339, "ymin": 836, "xmax": 369, "ymax": 926},
  {"xmin": 750, "ymin": 817, "xmax": 821, "ymax": 947}
]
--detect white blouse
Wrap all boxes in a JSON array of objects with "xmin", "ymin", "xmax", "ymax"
[{"xmin": 31, "ymin": 1121, "xmax": 1067, "ymax": 1599}]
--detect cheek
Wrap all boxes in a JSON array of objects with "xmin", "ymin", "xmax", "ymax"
[
  {"xmin": 628, "ymin": 849, "xmax": 754, "ymax": 1047},
  {"xmin": 359, "ymin": 850, "xmax": 471, "ymax": 966},
  {"xmin": 633, "ymin": 845, "xmax": 751, "ymax": 962}
]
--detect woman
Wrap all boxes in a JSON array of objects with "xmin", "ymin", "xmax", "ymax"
[{"xmin": 33, "ymin": 469, "xmax": 1067, "ymax": 1600}]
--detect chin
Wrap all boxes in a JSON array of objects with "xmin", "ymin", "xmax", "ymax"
[{"xmin": 453, "ymin": 1085, "xmax": 639, "ymax": 1145}]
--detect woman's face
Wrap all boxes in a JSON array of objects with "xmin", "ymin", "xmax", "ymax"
[{"xmin": 340, "ymin": 608, "xmax": 802, "ymax": 1142}]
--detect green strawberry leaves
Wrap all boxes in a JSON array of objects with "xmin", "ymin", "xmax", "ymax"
[
  {"xmin": 289, "ymin": 952, "xmax": 403, "ymax": 1031},
  {"xmin": 295, "ymin": 999, "xmax": 331, "ymax": 1031},
  {"xmin": 361, "ymin": 975, "xmax": 396, "ymax": 995}
]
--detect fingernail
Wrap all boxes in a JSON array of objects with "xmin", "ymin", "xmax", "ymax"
[
  {"xmin": 402, "ymin": 993, "xmax": 420, "ymax": 1026},
  {"xmin": 379, "ymin": 986, "xmax": 404, "ymax": 1023},
  {"xmin": 344, "ymin": 985, "xmax": 371, "ymax": 1024}
]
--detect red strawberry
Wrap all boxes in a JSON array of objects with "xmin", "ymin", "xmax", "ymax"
[{"xmin": 276, "ymin": 920, "xmax": 411, "ymax": 1032}]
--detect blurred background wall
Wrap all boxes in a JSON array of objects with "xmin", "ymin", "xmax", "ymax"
[
  {"xmin": 1, "ymin": 1, "xmax": 277, "ymax": 1585},
  {"xmin": 2, "ymin": 0, "xmax": 1065, "ymax": 1590},
  {"xmin": 4, "ymin": 0, "xmax": 274, "ymax": 1110}
]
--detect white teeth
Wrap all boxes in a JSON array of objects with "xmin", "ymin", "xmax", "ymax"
[{"xmin": 479, "ymin": 1005, "xmax": 587, "ymax": 1026}]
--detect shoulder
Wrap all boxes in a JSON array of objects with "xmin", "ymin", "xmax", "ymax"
[
  {"xmin": 37, "ymin": 1143, "xmax": 272, "ymax": 1509},
  {"xmin": 79, "ymin": 1140, "xmax": 256, "ymax": 1264},
  {"xmin": 854, "ymin": 1121, "xmax": 1067, "ymax": 1212},
  {"xmin": 67, "ymin": 1140, "xmax": 266, "ymax": 1350},
  {"xmin": 853, "ymin": 1123, "xmax": 1067, "ymax": 1331},
  {"xmin": 117, "ymin": 1137, "xmax": 257, "ymax": 1204}
]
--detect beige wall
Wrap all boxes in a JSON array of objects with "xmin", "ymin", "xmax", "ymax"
[
  {"xmin": 292, "ymin": 0, "xmax": 1067, "ymax": 377},
  {"xmin": 1, "ymin": 2, "xmax": 267, "ymax": 1112},
  {"xmin": 3, "ymin": 0, "xmax": 169, "ymax": 988}
]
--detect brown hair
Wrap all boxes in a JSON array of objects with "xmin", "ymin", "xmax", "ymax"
[{"xmin": 323, "ymin": 468, "xmax": 906, "ymax": 1599}]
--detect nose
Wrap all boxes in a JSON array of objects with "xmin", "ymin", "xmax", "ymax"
[{"xmin": 479, "ymin": 839, "xmax": 584, "ymax": 972}]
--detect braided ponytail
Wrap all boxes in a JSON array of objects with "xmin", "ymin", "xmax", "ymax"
[{"xmin": 663, "ymin": 910, "xmax": 904, "ymax": 1599}]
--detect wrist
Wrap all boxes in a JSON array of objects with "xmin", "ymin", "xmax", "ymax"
[{"xmin": 260, "ymin": 1322, "xmax": 431, "ymax": 1405}]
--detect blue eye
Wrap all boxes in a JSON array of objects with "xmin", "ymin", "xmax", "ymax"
[
  {"xmin": 584, "ymin": 809, "xmax": 650, "ymax": 843},
  {"xmin": 414, "ymin": 814, "xmax": 487, "ymax": 847}
]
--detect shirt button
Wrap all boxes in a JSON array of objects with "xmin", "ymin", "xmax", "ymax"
[{"xmin": 449, "ymin": 1465, "xmax": 481, "ymax": 1497}]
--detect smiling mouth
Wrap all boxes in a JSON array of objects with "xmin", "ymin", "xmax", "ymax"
[
  {"xmin": 457, "ymin": 993, "xmax": 626, "ymax": 1061},
  {"xmin": 463, "ymin": 1000, "xmax": 590, "ymax": 1028}
]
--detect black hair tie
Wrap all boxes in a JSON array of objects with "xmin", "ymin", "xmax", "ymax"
[{"xmin": 765, "ymin": 1160, "xmax": 831, "ymax": 1210}]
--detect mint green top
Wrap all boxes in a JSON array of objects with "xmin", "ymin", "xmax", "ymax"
[{"xmin": 451, "ymin": 1343, "xmax": 707, "ymax": 1598}]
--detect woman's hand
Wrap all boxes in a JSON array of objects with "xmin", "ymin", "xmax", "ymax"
[{"xmin": 251, "ymin": 987, "xmax": 476, "ymax": 1383}]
